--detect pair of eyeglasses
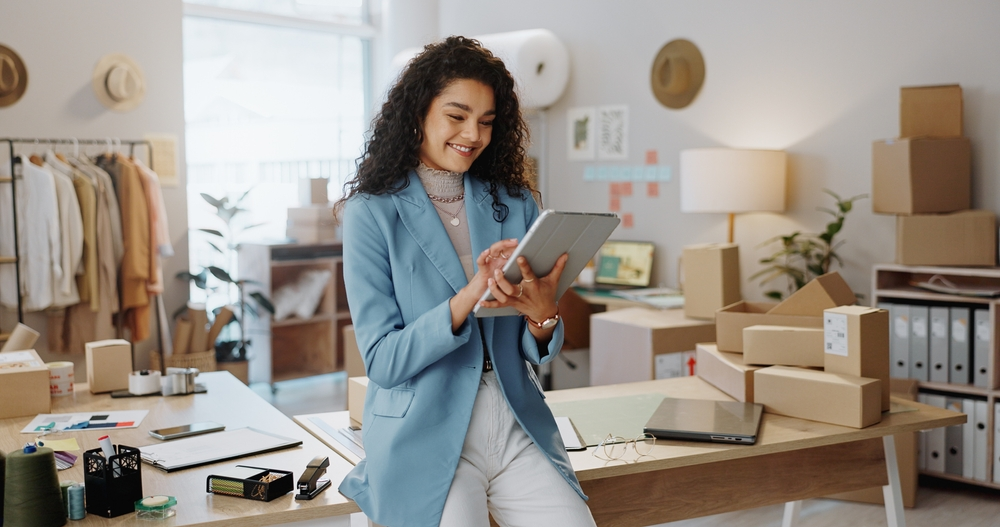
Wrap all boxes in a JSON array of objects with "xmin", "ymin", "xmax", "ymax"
[{"xmin": 592, "ymin": 433, "xmax": 656, "ymax": 460}]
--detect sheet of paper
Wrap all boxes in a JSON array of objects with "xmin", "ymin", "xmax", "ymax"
[
  {"xmin": 21, "ymin": 410, "xmax": 149, "ymax": 433},
  {"xmin": 36, "ymin": 438, "xmax": 80, "ymax": 451},
  {"xmin": 555, "ymin": 416, "xmax": 584, "ymax": 450}
]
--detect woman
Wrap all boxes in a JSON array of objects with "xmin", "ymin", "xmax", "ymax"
[{"xmin": 336, "ymin": 36, "xmax": 596, "ymax": 527}]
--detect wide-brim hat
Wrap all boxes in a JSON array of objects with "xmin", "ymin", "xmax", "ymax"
[
  {"xmin": 92, "ymin": 53, "xmax": 146, "ymax": 112},
  {"xmin": 0, "ymin": 44, "xmax": 28, "ymax": 108},
  {"xmin": 650, "ymin": 39, "xmax": 705, "ymax": 109}
]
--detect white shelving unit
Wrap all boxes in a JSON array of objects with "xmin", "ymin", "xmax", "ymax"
[{"xmin": 872, "ymin": 263, "xmax": 1000, "ymax": 489}]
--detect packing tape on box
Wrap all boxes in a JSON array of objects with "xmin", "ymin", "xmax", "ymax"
[
  {"xmin": 46, "ymin": 362, "xmax": 74, "ymax": 397},
  {"xmin": 129, "ymin": 370, "xmax": 162, "ymax": 395}
]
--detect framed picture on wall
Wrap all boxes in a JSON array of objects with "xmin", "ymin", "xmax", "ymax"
[
  {"xmin": 597, "ymin": 105, "xmax": 628, "ymax": 160},
  {"xmin": 567, "ymin": 106, "xmax": 596, "ymax": 161}
]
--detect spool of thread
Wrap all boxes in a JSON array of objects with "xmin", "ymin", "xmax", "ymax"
[
  {"xmin": 67, "ymin": 485, "xmax": 85, "ymax": 521},
  {"xmin": 59, "ymin": 480, "xmax": 76, "ymax": 516},
  {"xmin": 3, "ymin": 444, "xmax": 67, "ymax": 527}
]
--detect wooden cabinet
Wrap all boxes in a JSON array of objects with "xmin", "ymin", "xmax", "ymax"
[
  {"xmin": 238, "ymin": 242, "xmax": 350, "ymax": 386},
  {"xmin": 872, "ymin": 263, "xmax": 1000, "ymax": 488}
]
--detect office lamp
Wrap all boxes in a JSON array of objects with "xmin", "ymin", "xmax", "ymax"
[{"xmin": 679, "ymin": 148, "xmax": 787, "ymax": 243}]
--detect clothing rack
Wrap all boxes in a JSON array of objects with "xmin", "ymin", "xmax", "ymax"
[{"xmin": 0, "ymin": 137, "xmax": 155, "ymax": 347}]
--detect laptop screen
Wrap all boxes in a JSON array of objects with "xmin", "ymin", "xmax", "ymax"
[{"xmin": 595, "ymin": 241, "xmax": 654, "ymax": 287}]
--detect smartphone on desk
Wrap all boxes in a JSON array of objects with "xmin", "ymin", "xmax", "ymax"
[{"xmin": 149, "ymin": 421, "xmax": 225, "ymax": 440}]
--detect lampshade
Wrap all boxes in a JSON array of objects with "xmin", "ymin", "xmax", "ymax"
[{"xmin": 680, "ymin": 148, "xmax": 787, "ymax": 213}]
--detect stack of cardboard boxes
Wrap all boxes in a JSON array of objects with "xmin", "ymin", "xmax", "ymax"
[
  {"xmin": 287, "ymin": 178, "xmax": 339, "ymax": 244},
  {"xmin": 872, "ymin": 84, "xmax": 996, "ymax": 266},
  {"xmin": 697, "ymin": 272, "xmax": 890, "ymax": 429}
]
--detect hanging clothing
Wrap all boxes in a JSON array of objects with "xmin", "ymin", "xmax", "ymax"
[
  {"xmin": 133, "ymin": 157, "xmax": 172, "ymax": 294},
  {"xmin": 97, "ymin": 153, "xmax": 151, "ymax": 342},
  {"xmin": 44, "ymin": 153, "xmax": 84, "ymax": 308},
  {"xmin": 20, "ymin": 159, "xmax": 63, "ymax": 312}
]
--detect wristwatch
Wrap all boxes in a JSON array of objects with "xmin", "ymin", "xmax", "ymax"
[{"xmin": 525, "ymin": 309, "xmax": 560, "ymax": 330}]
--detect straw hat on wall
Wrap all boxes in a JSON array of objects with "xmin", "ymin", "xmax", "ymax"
[
  {"xmin": 0, "ymin": 44, "xmax": 28, "ymax": 108},
  {"xmin": 92, "ymin": 53, "xmax": 146, "ymax": 112},
  {"xmin": 650, "ymin": 39, "xmax": 705, "ymax": 110}
]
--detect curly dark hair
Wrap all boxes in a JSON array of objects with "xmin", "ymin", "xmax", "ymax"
[{"xmin": 338, "ymin": 35, "xmax": 532, "ymax": 222}]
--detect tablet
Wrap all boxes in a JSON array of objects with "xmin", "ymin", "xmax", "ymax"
[{"xmin": 474, "ymin": 210, "xmax": 620, "ymax": 317}]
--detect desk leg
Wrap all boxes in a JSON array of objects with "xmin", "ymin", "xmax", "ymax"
[
  {"xmin": 882, "ymin": 435, "xmax": 906, "ymax": 527},
  {"xmin": 781, "ymin": 500, "xmax": 801, "ymax": 527}
]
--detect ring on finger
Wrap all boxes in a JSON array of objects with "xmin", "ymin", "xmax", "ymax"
[
  {"xmin": 516, "ymin": 284, "xmax": 524, "ymax": 298},
  {"xmin": 485, "ymin": 255, "xmax": 493, "ymax": 262},
  {"xmin": 500, "ymin": 251, "xmax": 509, "ymax": 259},
  {"xmin": 522, "ymin": 278, "xmax": 535, "ymax": 283}
]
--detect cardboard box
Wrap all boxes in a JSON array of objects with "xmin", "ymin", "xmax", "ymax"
[
  {"xmin": 590, "ymin": 307, "xmax": 715, "ymax": 385},
  {"xmin": 829, "ymin": 378, "xmax": 919, "ymax": 508},
  {"xmin": 287, "ymin": 205, "xmax": 337, "ymax": 224},
  {"xmin": 754, "ymin": 366, "xmax": 882, "ymax": 428},
  {"xmin": 767, "ymin": 272, "xmax": 856, "ymax": 316},
  {"xmin": 298, "ymin": 177, "xmax": 329, "ymax": 206},
  {"xmin": 715, "ymin": 301, "xmax": 823, "ymax": 353},
  {"xmin": 824, "ymin": 306, "xmax": 891, "ymax": 411},
  {"xmin": 695, "ymin": 343, "xmax": 761, "ymax": 402},
  {"xmin": 872, "ymin": 137, "xmax": 971, "ymax": 214},
  {"xmin": 343, "ymin": 325, "xmax": 366, "ymax": 379},
  {"xmin": 85, "ymin": 339, "xmax": 133, "ymax": 394},
  {"xmin": 348, "ymin": 376, "xmax": 369, "ymax": 428},
  {"xmin": 896, "ymin": 210, "xmax": 996, "ymax": 266},
  {"xmin": 743, "ymin": 325, "xmax": 824, "ymax": 367},
  {"xmin": 0, "ymin": 350, "xmax": 51, "ymax": 419},
  {"xmin": 286, "ymin": 224, "xmax": 339, "ymax": 244},
  {"xmin": 682, "ymin": 243, "xmax": 741, "ymax": 320},
  {"xmin": 900, "ymin": 84, "xmax": 963, "ymax": 139}
]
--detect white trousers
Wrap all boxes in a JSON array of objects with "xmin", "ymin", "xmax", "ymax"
[{"xmin": 439, "ymin": 370, "xmax": 596, "ymax": 527}]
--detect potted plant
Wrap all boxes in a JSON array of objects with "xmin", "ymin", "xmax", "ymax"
[
  {"xmin": 176, "ymin": 189, "xmax": 274, "ymax": 373},
  {"xmin": 751, "ymin": 189, "xmax": 868, "ymax": 300}
]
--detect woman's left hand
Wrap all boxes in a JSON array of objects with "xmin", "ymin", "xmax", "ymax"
[{"xmin": 480, "ymin": 253, "xmax": 567, "ymax": 325}]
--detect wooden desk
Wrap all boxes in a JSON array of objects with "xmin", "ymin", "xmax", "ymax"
[
  {"xmin": 297, "ymin": 376, "xmax": 963, "ymax": 527},
  {"xmin": 0, "ymin": 372, "xmax": 359, "ymax": 526}
]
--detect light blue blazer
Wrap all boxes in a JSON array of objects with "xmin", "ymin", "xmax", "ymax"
[{"xmin": 337, "ymin": 172, "xmax": 585, "ymax": 527}]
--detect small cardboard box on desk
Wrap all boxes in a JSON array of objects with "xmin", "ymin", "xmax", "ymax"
[
  {"xmin": 85, "ymin": 339, "xmax": 133, "ymax": 394},
  {"xmin": 348, "ymin": 376, "xmax": 369, "ymax": 428},
  {"xmin": 742, "ymin": 325, "xmax": 824, "ymax": 368},
  {"xmin": 681, "ymin": 243, "xmax": 741, "ymax": 320},
  {"xmin": 824, "ymin": 305, "xmax": 891, "ymax": 411},
  {"xmin": 695, "ymin": 343, "xmax": 761, "ymax": 403},
  {"xmin": 754, "ymin": 366, "xmax": 882, "ymax": 429},
  {"xmin": 0, "ymin": 349, "xmax": 51, "ymax": 419},
  {"xmin": 589, "ymin": 307, "xmax": 714, "ymax": 386}
]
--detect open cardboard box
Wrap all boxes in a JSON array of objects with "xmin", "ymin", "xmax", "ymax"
[
  {"xmin": 767, "ymin": 272, "xmax": 856, "ymax": 317},
  {"xmin": 715, "ymin": 301, "xmax": 822, "ymax": 353}
]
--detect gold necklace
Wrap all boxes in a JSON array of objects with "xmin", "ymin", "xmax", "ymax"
[{"xmin": 432, "ymin": 200, "xmax": 465, "ymax": 227}]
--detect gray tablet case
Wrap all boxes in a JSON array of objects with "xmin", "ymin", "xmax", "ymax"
[
  {"xmin": 643, "ymin": 397, "xmax": 763, "ymax": 445},
  {"xmin": 474, "ymin": 210, "xmax": 620, "ymax": 317}
]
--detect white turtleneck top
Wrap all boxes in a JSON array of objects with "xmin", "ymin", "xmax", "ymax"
[{"xmin": 416, "ymin": 163, "xmax": 474, "ymax": 281}]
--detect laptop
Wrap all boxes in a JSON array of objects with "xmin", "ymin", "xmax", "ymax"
[
  {"xmin": 588, "ymin": 240, "xmax": 655, "ymax": 291},
  {"xmin": 643, "ymin": 397, "xmax": 763, "ymax": 445}
]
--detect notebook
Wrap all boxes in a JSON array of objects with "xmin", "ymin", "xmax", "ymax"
[
  {"xmin": 589, "ymin": 240, "xmax": 655, "ymax": 291},
  {"xmin": 643, "ymin": 397, "xmax": 763, "ymax": 445}
]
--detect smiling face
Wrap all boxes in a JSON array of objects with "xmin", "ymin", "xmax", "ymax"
[{"xmin": 419, "ymin": 78, "xmax": 496, "ymax": 173}]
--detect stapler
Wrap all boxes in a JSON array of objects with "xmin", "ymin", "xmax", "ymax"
[{"xmin": 294, "ymin": 455, "xmax": 332, "ymax": 500}]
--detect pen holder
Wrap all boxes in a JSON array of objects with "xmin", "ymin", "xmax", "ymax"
[{"xmin": 84, "ymin": 444, "xmax": 143, "ymax": 517}]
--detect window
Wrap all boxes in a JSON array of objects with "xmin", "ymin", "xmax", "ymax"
[{"xmin": 183, "ymin": 1, "xmax": 370, "ymax": 305}]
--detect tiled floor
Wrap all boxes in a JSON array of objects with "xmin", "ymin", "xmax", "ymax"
[{"xmin": 253, "ymin": 372, "xmax": 1000, "ymax": 527}]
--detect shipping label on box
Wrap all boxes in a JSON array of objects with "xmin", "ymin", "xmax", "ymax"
[
  {"xmin": 743, "ymin": 325, "xmax": 824, "ymax": 367},
  {"xmin": 715, "ymin": 301, "xmax": 823, "ymax": 353},
  {"xmin": 767, "ymin": 272, "xmax": 856, "ymax": 317},
  {"xmin": 900, "ymin": 84, "xmax": 963, "ymax": 139},
  {"xmin": 695, "ymin": 343, "xmax": 761, "ymax": 402},
  {"xmin": 682, "ymin": 243, "xmax": 742, "ymax": 320},
  {"xmin": 824, "ymin": 306, "xmax": 891, "ymax": 411},
  {"xmin": 872, "ymin": 137, "xmax": 971, "ymax": 215},
  {"xmin": 895, "ymin": 210, "xmax": 996, "ymax": 267},
  {"xmin": 754, "ymin": 366, "xmax": 882, "ymax": 429},
  {"xmin": 0, "ymin": 350, "xmax": 51, "ymax": 419}
]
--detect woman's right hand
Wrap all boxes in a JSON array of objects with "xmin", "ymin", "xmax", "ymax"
[{"xmin": 449, "ymin": 238, "xmax": 520, "ymax": 331}]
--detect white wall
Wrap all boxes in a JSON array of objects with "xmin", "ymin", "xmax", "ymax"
[
  {"xmin": 438, "ymin": 0, "xmax": 1000, "ymax": 301},
  {"xmin": 0, "ymin": 0, "xmax": 187, "ymax": 368}
]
